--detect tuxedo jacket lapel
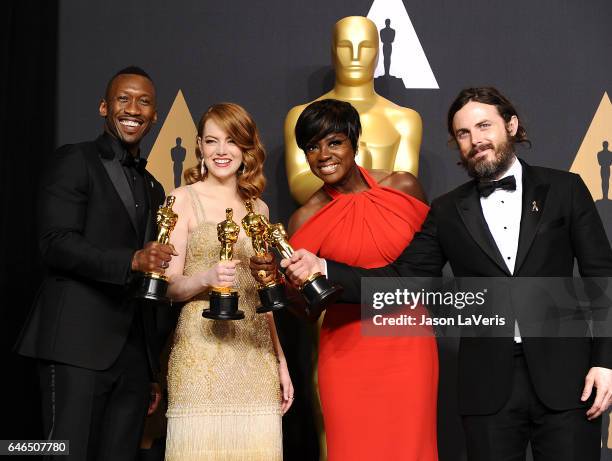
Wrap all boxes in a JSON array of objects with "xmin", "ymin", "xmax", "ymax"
[
  {"xmin": 455, "ymin": 184, "xmax": 511, "ymax": 275},
  {"xmin": 515, "ymin": 162, "xmax": 549, "ymax": 274},
  {"xmin": 97, "ymin": 137, "xmax": 139, "ymax": 236},
  {"xmin": 143, "ymin": 172, "xmax": 156, "ymax": 243}
]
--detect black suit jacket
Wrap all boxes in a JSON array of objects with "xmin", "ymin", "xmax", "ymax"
[
  {"xmin": 17, "ymin": 134, "xmax": 175, "ymax": 375},
  {"xmin": 328, "ymin": 160, "xmax": 612, "ymax": 415}
]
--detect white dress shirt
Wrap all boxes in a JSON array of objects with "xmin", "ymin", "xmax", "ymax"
[{"xmin": 479, "ymin": 156, "xmax": 523, "ymax": 342}]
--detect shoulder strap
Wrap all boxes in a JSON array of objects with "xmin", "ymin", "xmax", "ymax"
[
  {"xmin": 186, "ymin": 185, "xmax": 207, "ymax": 224},
  {"xmin": 358, "ymin": 166, "xmax": 379, "ymax": 188}
]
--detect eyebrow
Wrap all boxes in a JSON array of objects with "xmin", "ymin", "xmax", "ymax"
[
  {"xmin": 323, "ymin": 133, "xmax": 347, "ymax": 141},
  {"xmin": 455, "ymin": 119, "xmax": 492, "ymax": 133}
]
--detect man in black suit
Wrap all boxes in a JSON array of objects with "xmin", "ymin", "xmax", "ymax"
[
  {"xmin": 16, "ymin": 67, "xmax": 176, "ymax": 460},
  {"xmin": 283, "ymin": 87, "xmax": 612, "ymax": 460}
]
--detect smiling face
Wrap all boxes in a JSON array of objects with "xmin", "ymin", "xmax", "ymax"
[
  {"xmin": 452, "ymin": 101, "xmax": 518, "ymax": 180},
  {"xmin": 332, "ymin": 16, "xmax": 379, "ymax": 86},
  {"xmin": 99, "ymin": 74, "xmax": 157, "ymax": 153},
  {"xmin": 198, "ymin": 118, "xmax": 244, "ymax": 180},
  {"xmin": 305, "ymin": 132, "xmax": 358, "ymax": 185}
]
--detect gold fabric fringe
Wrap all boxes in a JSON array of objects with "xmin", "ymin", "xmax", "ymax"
[{"xmin": 165, "ymin": 412, "xmax": 283, "ymax": 461}]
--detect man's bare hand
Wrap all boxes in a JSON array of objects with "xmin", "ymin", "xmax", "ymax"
[
  {"xmin": 582, "ymin": 366, "xmax": 612, "ymax": 420},
  {"xmin": 147, "ymin": 382, "xmax": 162, "ymax": 416},
  {"xmin": 131, "ymin": 241, "xmax": 178, "ymax": 274},
  {"xmin": 280, "ymin": 249, "xmax": 325, "ymax": 287}
]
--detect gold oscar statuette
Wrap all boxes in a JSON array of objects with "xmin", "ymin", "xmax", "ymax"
[
  {"xmin": 241, "ymin": 200, "xmax": 290, "ymax": 313},
  {"xmin": 284, "ymin": 16, "xmax": 423, "ymax": 204},
  {"xmin": 202, "ymin": 208, "xmax": 244, "ymax": 320},
  {"xmin": 264, "ymin": 220, "xmax": 343, "ymax": 318},
  {"xmin": 133, "ymin": 195, "xmax": 178, "ymax": 302}
]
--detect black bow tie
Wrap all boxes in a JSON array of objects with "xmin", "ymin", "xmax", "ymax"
[
  {"xmin": 122, "ymin": 154, "xmax": 147, "ymax": 174},
  {"xmin": 477, "ymin": 175, "xmax": 516, "ymax": 197}
]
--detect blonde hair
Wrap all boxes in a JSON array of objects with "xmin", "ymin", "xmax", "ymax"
[{"xmin": 184, "ymin": 102, "xmax": 266, "ymax": 200}]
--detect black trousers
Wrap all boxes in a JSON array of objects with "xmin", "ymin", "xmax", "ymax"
[
  {"xmin": 462, "ymin": 344, "xmax": 601, "ymax": 461},
  {"xmin": 38, "ymin": 317, "xmax": 151, "ymax": 461}
]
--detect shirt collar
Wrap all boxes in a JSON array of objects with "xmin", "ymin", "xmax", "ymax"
[
  {"xmin": 102, "ymin": 131, "xmax": 141, "ymax": 164},
  {"xmin": 501, "ymin": 156, "xmax": 522, "ymax": 191}
]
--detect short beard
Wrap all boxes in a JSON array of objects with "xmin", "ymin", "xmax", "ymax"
[{"xmin": 461, "ymin": 140, "xmax": 515, "ymax": 180}]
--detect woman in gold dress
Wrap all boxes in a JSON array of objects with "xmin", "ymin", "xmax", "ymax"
[{"xmin": 163, "ymin": 103, "xmax": 293, "ymax": 461}]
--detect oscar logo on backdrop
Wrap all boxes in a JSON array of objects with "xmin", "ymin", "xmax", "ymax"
[
  {"xmin": 380, "ymin": 19, "xmax": 396, "ymax": 77},
  {"xmin": 367, "ymin": 0, "xmax": 438, "ymax": 91},
  {"xmin": 171, "ymin": 137, "xmax": 187, "ymax": 188},
  {"xmin": 598, "ymin": 141, "xmax": 612, "ymax": 200},
  {"xmin": 570, "ymin": 92, "xmax": 612, "ymax": 243},
  {"xmin": 146, "ymin": 89, "xmax": 197, "ymax": 193}
]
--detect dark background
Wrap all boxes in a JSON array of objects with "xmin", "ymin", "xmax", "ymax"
[{"xmin": 2, "ymin": 0, "xmax": 612, "ymax": 459}]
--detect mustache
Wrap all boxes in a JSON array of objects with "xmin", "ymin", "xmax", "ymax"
[{"xmin": 468, "ymin": 143, "xmax": 495, "ymax": 158}]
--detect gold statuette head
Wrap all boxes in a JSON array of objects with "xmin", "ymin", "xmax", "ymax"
[
  {"xmin": 264, "ymin": 222, "xmax": 294, "ymax": 260},
  {"xmin": 333, "ymin": 16, "xmax": 379, "ymax": 86}
]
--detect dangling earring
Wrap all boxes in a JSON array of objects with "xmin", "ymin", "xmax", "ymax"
[{"xmin": 200, "ymin": 159, "xmax": 207, "ymax": 177}]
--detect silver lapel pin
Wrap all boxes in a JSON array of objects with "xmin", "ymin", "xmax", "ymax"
[
  {"xmin": 150, "ymin": 181, "xmax": 154, "ymax": 188},
  {"xmin": 532, "ymin": 200, "xmax": 539, "ymax": 212}
]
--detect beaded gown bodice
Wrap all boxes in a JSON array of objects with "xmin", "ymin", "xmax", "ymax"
[{"xmin": 166, "ymin": 189, "xmax": 280, "ymax": 418}]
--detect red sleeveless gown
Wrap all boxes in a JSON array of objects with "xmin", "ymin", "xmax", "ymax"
[{"xmin": 290, "ymin": 168, "xmax": 438, "ymax": 460}]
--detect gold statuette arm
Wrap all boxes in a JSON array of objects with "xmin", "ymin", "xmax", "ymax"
[{"xmin": 391, "ymin": 107, "xmax": 423, "ymax": 174}]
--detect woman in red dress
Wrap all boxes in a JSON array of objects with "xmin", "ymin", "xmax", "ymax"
[{"xmin": 256, "ymin": 99, "xmax": 438, "ymax": 459}]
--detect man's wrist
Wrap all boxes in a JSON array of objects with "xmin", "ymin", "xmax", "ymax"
[{"xmin": 130, "ymin": 250, "xmax": 140, "ymax": 272}]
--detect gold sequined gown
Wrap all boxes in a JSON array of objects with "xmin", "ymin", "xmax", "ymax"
[{"xmin": 165, "ymin": 187, "xmax": 282, "ymax": 461}]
